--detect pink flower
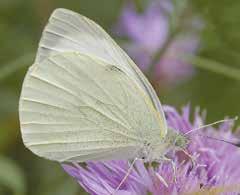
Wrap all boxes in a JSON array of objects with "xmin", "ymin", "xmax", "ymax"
[
  {"xmin": 114, "ymin": 0, "xmax": 203, "ymax": 87},
  {"xmin": 63, "ymin": 105, "xmax": 240, "ymax": 195}
]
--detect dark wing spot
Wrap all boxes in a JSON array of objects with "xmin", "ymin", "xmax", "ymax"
[
  {"xmin": 105, "ymin": 65, "xmax": 122, "ymax": 72},
  {"xmin": 144, "ymin": 141, "xmax": 151, "ymax": 146}
]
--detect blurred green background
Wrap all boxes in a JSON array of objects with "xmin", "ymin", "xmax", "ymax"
[{"xmin": 0, "ymin": 0, "xmax": 239, "ymax": 195}]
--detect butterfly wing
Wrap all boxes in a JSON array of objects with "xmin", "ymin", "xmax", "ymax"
[
  {"xmin": 19, "ymin": 52, "xmax": 163, "ymax": 162},
  {"xmin": 35, "ymin": 8, "xmax": 167, "ymax": 137}
]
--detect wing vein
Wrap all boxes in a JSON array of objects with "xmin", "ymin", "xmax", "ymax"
[{"xmin": 61, "ymin": 55, "xmax": 132, "ymax": 124}]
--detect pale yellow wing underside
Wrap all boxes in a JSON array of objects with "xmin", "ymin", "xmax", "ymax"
[
  {"xmin": 35, "ymin": 8, "xmax": 167, "ymax": 137},
  {"xmin": 19, "ymin": 52, "xmax": 163, "ymax": 162}
]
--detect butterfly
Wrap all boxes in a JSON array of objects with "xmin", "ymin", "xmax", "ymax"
[{"xmin": 19, "ymin": 8, "xmax": 190, "ymax": 193}]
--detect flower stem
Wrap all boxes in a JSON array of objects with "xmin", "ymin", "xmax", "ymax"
[
  {"xmin": 133, "ymin": 0, "xmax": 144, "ymax": 13},
  {"xmin": 185, "ymin": 55, "xmax": 240, "ymax": 81},
  {"xmin": 147, "ymin": 29, "xmax": 179, "ymax": 78},
  {"xmin": 146, "ymin": 0, "xmax": 187, "ymax": 78}
]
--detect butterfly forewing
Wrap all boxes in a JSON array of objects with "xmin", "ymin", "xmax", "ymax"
[{"xmin": 35, "ymin": 8, "xmax": 167, "ymax": 137}]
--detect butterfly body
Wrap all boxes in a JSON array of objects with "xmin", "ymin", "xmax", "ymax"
[{"xmin": 138, "ymin": 128, "xmax": 189, "ymax": 162}]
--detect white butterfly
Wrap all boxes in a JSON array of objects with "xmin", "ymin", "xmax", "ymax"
[{"xmin": 19, "ymin": 8, "xmax": 188, "ymax": 165}]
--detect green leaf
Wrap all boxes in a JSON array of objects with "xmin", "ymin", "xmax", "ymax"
[{"xmin": 0, "ymin": 156, "xmax": 26, "ymax": 195}]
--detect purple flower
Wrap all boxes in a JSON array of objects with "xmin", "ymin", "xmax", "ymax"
[
  {"xmin": 114, "ymin": 0, "xmax": 203, "ymax": 86},
  {"xmin": 63, "ymin": 105, "xmax": 240, "ymax": 195}
]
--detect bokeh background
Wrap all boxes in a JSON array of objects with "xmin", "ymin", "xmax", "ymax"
[{"xmin": 0, "ymin": 0, "xmax": 239, "ymax": 195}]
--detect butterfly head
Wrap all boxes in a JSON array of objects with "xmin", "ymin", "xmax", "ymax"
[
  {"xmin": 166, "ymin": 127, "xmax": 190, "ymax": 151},
  {"xmin": 150, "ymin": 128, "xmax": 190, "ymax": 162},
  {"xmin": 173, "ymin": 133, "xmax": 189, "ymax": 149},
  {"xmin": 140, "ymin": 128, "xmax": 190, "ymax": 162}
]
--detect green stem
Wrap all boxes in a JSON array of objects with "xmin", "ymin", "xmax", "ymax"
[
  {"xmin": 146, "ymin": 0, "xmax": 188, "ymax": 78},
  {"xmin": 0, "ymin": 53, "xmax": 34, "ymax": 82},
  {"xmin": 147, "ymin": 29, "xmax": 179, "ymax": 78},
  {"xmin": 185, "ymin": 55, "xmax": 240, "ymax": 81},
  {"xmin": 133, "ymin": 0, "xmax": 144, "ymax": 13}
]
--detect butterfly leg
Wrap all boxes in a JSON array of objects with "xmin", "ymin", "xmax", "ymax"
[
  {"xmin": 155, "ymin": 172, "xmax": 169, "ymax": 187},
  {"xmin": 161, "ymin": 156, "xmax": 177, "ymax": 183},
  {"xmin": 153, "ymin": 156, "xmax": 177, "ymax": 183},
  {"xmin": 148, "ymin": 161, "xmax": 168, "ymax": 187},
  {"xmin": 180, "ymin": 149, "xmax": 196, "ymax": 170},
  {"xmin": 112, "ymin": 158, "xmax": 138, "ymax": 195},
  {"xmin": 170, "ymin": 159, "xmax": 177, "ymax": 183}
]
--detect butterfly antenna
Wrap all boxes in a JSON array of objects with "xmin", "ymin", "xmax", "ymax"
[
  {"xmin": 184, "ymin": 116, "xmax": 238, "ymax": 135},
  {"xmin": 197, "ymin": 134, "xmax": 240, "ymax": 147}
]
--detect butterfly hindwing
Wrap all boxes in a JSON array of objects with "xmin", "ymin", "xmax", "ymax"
[{"xmin": 19, "ymin": 52, "xmax": 163, "ymax": 162}]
